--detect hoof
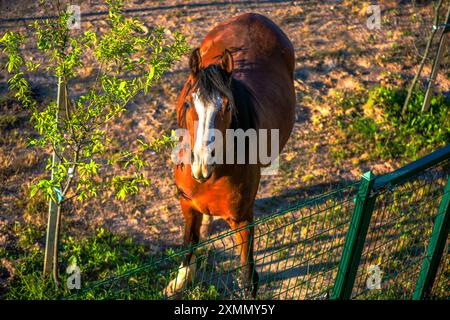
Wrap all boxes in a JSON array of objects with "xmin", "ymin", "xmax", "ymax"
[
  {"xmin": 163, "ymin": 279, "xmax": 183, "ymax": 299},
  {"xmin": 163, "ymin": 261, "xmax": 196, "ymax": 299}
]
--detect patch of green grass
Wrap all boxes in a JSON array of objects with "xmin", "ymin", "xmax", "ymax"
[
  {"xmin": 1, "ymin": 227, "xmax": 149, "ymax": 299},
  {"xmin": 1, "ymin": 225, "xmax": 221, "ymax": 300},
  {"xmin": 184, "ymin": 285, "xmax": 219, "ymax": 300},
  {"xmin": 332, "ymin": 85, "xmax": 450, "ymax": 162}
]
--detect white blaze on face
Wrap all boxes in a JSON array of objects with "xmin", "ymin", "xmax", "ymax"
[{"xmin": 191, "ymin": 90, "xmax": 221, "ymax": 180}]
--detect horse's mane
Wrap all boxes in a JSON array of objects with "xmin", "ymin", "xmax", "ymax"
[
  {"xmin": 196, "ymin": 64, "xmax": 236, "ymax": 113},
  {"xmin": 230, "ymin": 78, "xmax": 259, "ymax": 130}
]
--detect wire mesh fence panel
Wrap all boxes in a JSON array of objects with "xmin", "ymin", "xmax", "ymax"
[
  {"xmin": 68, "ymin": 182, "xmax": 360, "ymax": 300},
  {"xmin": 252, "ymin": 183, "xmax": 359, "ymax": 300},
  {"xmin": 66, "ymin": 146, "xmax": 450, "ymax": 300},
  {"xmin": 430, "ymin": 236, "xmax": 449, "ymax": 299},
  {"xmin": 351, "ymin": 160, "xmax": 450, "ymax": 299}
]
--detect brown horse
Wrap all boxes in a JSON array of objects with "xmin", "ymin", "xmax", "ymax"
[{"xmin": 167, "ymin": 13, "xmax": 295, "ymax": 298}]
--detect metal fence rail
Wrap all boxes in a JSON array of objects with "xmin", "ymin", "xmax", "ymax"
[{"xmin": 68, "ymin": 145, "xmax": 450, "ymax": 300}]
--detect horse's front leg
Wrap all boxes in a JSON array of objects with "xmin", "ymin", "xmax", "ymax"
[
  {"xmin": 228, "ymin": 218, "xmax": 259, "ymax": 299},
  {"xmin": 165, "ymin": 202, "xmax": 201, "ymax": 298}
]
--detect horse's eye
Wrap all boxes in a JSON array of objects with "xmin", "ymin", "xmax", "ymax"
[
  {"xmin": 184, "ymin": 102, "xmax": 190, "ymax": 109},
  {"xmin": 222, "ymin": 103, "xmax": 230, "ymax": 114}
]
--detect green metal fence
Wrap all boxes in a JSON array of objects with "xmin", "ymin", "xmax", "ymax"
[
  {"xmin": 69, "ymin": 145, "xmax": 450, "ymax": 300},
  {"xmin": 333, "ymin": 148, "xmax": 450, "ymax": 300}
]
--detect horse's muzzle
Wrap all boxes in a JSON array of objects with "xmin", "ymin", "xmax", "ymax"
[{"xmin": 191, "ymin": 162, "xmax": 213, "ymax": 182}]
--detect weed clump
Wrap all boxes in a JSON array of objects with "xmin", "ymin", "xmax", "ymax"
[{"xmin": 330, "ymin": 85, "xmax": 450, "ymax": 162}]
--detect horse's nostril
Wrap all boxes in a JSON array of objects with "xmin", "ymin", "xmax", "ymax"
[{"xmin": 211, "ymin": 150, "xmax": 216, "ymax": 157}]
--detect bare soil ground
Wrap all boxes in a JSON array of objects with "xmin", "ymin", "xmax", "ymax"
[{"xmin": 1, "ymin": 0, "xmax": 450, "ymax": 268}]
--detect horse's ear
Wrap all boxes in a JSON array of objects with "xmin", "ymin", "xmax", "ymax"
[
  {"xmin": 189, "ymin": 48, "xmax": 202, "ymax": 76},
  {"xmin": 221, "ymin": 49, "xmax": 234, "ymax": 76}
]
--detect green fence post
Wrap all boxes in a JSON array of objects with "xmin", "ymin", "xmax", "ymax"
[
  {"xmin": 412, "ymin": 175, "xmax": 450, "ymax": 300},
  {"xmin": 332, "ymin": 171, "xmax": 376, "ymax": 300}
]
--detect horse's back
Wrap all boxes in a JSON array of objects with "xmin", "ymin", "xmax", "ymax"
[
  {"xmin": 200, "ymin": 13, "xmax": 294, "ymax": 77},
  {"xmin": 200, "ymin": 13, "xmax": 296, "ymax": 148}
]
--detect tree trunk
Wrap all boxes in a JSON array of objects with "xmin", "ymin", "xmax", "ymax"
[
  {"xmin": 52, "ymin": 204, "xmax": 62, "ymax": 287},
  {"xmin": 43, "ymin": 77, "xmax": 65, "ymax": 286}
]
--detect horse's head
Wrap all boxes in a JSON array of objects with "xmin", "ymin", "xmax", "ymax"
[{"xmin": 177, "ymin": 48, "xmax": 235, "ymax": 182}]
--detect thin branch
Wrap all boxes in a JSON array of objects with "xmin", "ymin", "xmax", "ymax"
[{"xmin": 402, "ymin": 0, "xmax": 444, "ymax": 116}]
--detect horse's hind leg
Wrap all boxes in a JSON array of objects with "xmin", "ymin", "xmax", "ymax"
[
  {"xmin": 228, "ymin": 219, "xmax": 259, "ymax": 299},
  {"xmin": 165, "ymin": 202, "xmax": 202, "ymax": 298}
]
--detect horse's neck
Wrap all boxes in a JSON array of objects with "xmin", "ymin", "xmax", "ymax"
[{"xmin": 231, "ymin": 78, "xmax": 259, "ymax": 131}]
